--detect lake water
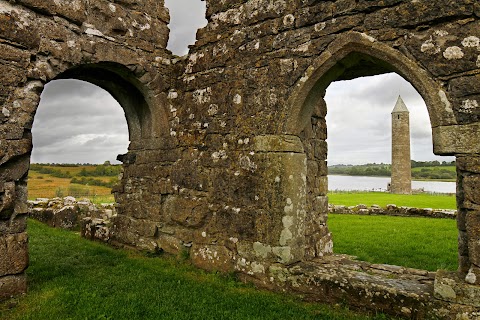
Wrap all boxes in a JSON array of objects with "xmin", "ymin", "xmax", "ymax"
[{"xmin": 328, "ymin": 175, "xmax": 456, "ymax": 194}]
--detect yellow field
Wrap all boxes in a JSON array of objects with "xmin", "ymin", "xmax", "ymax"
[{"xmin": 27, "ymin": 170, "xmax": 115, "ymax": 203}]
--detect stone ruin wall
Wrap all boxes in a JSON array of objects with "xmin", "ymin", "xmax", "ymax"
[
  {"xmin": 0, "ymin": 0, "xmax": 173, "ymax": 300},
  {"xmin": 330, "ymin": 203, "xmax": 457, "ymax": 219},
  {"xmin": 28, "ymin": 197, "xmax": 116, "ymax": 231},
  {"xmin": 1, "ymin": 0, "xmax": 480, "ymax": 318}
]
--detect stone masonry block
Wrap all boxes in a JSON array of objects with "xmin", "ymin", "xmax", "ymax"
[
  {"xmin": 434, "ymin": 124, "xmax": 480, "ymax": 155},
  {"xmin": 0, "ymin": 9, "xmax": 40, "ymax": 50},
  {"xmin": 435, "ymin": 270, "xmax": 480, "ymax": 307},
  {"xmin": 466, "ymin": 211, "xmax": 480, "ymax": 266},
  {"xmin": 458, "ymin": 230, "xmax": 469, "ymax": 257},
  {"xmin": 0, "ymin": 215, "xmax": 27, "ymax": 235},
  {"xmin": 457, "ymin": 209, "xmax": 468, "ymax": 232},
  {"xmin": 0, "ymin": 232, "xmax": 28, "ymax": 277},
  {"xmin": 463, "ymin": 176, "xmax": 480, "ymax": 206},
  {"xmin": 465, "ymin": 264, "xmax": 480, "ymax": 285},
  {"xmin": 253, "ymin": 135, "xmax": 304, "ymax": 153},
  {"xmin": 191, "ymin": 244, "xmax": 234, "ymax": 273},
  {"xmin": 457, "ymin": 156, "xmax": 480, "ymax": 174},
  {"xmin": 0, "ymin": 273, "xmax": 27, "ymax": 301},
  {"xmin": 458, "ymin": 254, "xmax": 471, "ymax": 274}
]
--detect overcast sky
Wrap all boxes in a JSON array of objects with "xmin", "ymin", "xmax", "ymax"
[{"xmin": 31, "ymin": 1, "xmax": 453, "ymax": 165}]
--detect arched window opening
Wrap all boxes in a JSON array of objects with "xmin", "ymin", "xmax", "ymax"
[
  {"xmin": 287, "ymin": 36, "xmax": 461, "ymax": 271},
  {"xmin": 29, "ymin": 79, "xmax": 129, "ymax": 202},
  {"xmin": 164, "ymin": 0, "xmax": 208, "ymax": 56},
  {"xmin": 324, "ymin": 73, "xmax": 457, "ymax": 271}
]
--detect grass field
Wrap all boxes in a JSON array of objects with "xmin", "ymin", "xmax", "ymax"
[
  {"xmin": 0, "ymin": 220, "xmax": 395, "ymax": 320},
  {"xmin": 328, "ymin": 214, "xmax": 458, "ymax": 271},
  {"xmin": 28, "ymin": 166, "xmax": 115, "ymax": 204},
  {"xmin": 328, "ymin": 192, "xmax": 456, "ymax": 209}
]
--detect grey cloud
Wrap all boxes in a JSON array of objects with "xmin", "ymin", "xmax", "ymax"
[
  {"xmin": 32, "ymin": 133, "xmax": 129, "ymax": 164},
  {"xmin": 31, "ymin": 80, "xmax": 129, "ymax": 164},
  {"xmin": 332, "ymin": 73, "xmax": 421, "ymax": 108},
  {"xmin": 41, "ymin": 79, "xmax": 106, "ymax": 102},
  {"xmin": 164, "ymin": 0, "xmax": 207, "ymax": 56}
]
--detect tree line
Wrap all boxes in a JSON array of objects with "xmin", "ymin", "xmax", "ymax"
[{"xmin": 328, "ymin": 160, "xmax": 456, "ymax": 180}]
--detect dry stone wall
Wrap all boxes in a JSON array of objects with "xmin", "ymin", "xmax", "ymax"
[
  {"xmin": 28, "ymin": 197, "xmax": 115, "ymax": 231},
  {"xmin": 330, "ymin": 204, "xmax": 457, "ymax": 219},
  {"xmin": 1, "ymin": 0, "xmax": 480, "ymax": 318}
]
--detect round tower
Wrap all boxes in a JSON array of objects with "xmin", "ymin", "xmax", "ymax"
[{"xmin": 390, "ymin": 96, "xmax": 412, "ymax": 194}]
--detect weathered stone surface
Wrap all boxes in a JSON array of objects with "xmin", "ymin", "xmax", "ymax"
[
  {"xmin": 457, "ymin": 156, "xmax": 480, "ymax": 174},
  {"xmin": 156, "ymin": 233, "xmax": 183, "ymax": 255},
  {"xmin": 164, "ymin": 196, "xmax": 209, "ymax": 228},
  {"xmin": 14, "ymin": 0, "xmax": 87, "ymax": 25},
  {"xmin": 0, "ymin": 274, "xmax": 27, "ymax": 300},
  {"xmin": 81, "ymin": 218, "xmax": 112, "ymax": 243},
  {"xmin": 0, "ymin": 215, "xmax": 27, "ymax": 235},
  {"xmin": 364, "ymin": 0, "xmax": 473, "ymax": 30},
  {"xmin": 465, "ymin": 265, "xmax": 480, "ymax": 285},
  {"xmin": 435, "ymin": 270, "xmax": 480, "ymax": 307},
  {"xmin": 253, "ymin": 135, "xmax": 304, "ymax": 153},
  {"xmin": 0, "ymin": 181, "xmax": 16, "ymax": 219},
  {"xmin": 0, "ymin": 6, "xmax": 40, "ymax": 49},
  {"xmin": 433, "ymin": 124, "xmax": 480, "ymax": 155},
  {"xmin": 0, "ymin": 233, "xmax": 28, "ymax": 277},
  {"xmin": 259, "ymin": 256, "xmax": 440, "ymax": 319},
  {"xmin": 330, "ymin": 204, "xmax": 457, "ymax": 219},
  {"xmin": 449, "ymin": 75, "xmax": 480, "ymax": 99},
  {"xmin": 463, "ymin": 176, "xmax": 480, "ymax": 206},
  {"xmin": 191, "ymin": 244, "xmax": 234, "ymax": 273},
  {"xmin": 466, "ymin": 211, "xmax": 480, "ymax": 266}
]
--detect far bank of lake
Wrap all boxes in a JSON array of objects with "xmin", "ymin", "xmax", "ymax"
[{"xmin": 328, "ymin": 175, "xmax": 456, "ymax": 194}]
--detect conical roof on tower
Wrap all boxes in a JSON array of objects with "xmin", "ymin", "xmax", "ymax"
[{"xmin": 391, "ymin": 95, "xmax": 409, "ymax": 113}]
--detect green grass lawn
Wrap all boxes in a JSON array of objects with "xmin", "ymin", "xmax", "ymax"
[
  {"xmin": 0, "ymin": 220, "xmax": 394, "ymax": 320},
  {"xmin": 328, "ymin": 214, "xmax": 458, "ymax": 271},
  {"xmin": 328, "ymin": 192, "xmax": 456, "ymax": 209}
]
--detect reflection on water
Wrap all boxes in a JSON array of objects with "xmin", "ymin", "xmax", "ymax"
[{"xmin": 328, "ymin": 175, "xmax": 456, "ymax": 194}]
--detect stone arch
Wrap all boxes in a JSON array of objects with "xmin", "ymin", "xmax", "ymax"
[
  {"xmin": 283, "ymin": 32, "xmax": 457, "ymax": 143},
  {"xmin": 50, "ymin": 62, "xmax": 163, "ymax": 142},
  {"xmin": 278, "ymin": 32, "xmax": 462, "ymax": 261}
]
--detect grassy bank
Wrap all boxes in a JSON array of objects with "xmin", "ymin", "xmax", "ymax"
[
  {"xmin": 0, "ymin": 220, "xmax": 394, "ymax": 320},
  {"xmin": 328, "ymin": 214, "xmax": 457, "ymax": 271},
  {"xmin": 328, "ymin": 192, "xmax": 456, "ymax": 209}
]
